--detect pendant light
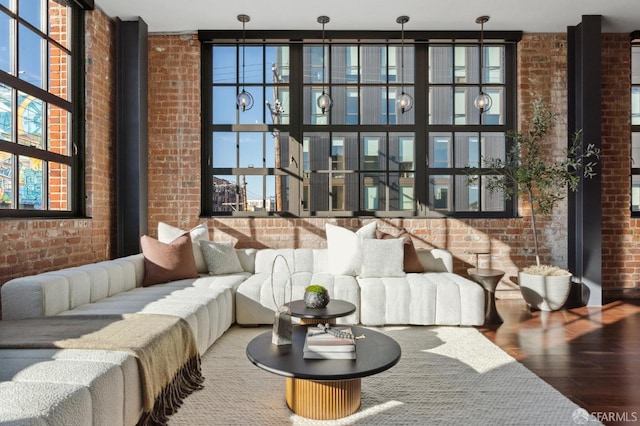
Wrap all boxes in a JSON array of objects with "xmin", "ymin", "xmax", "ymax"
[
  {"xmin": 396, "ymin": 15, "xmax": 414, "ymax": 113},
  {"xmin": 317, "ymin": 16, "xmax": 332, "ymax": 115},
  {"xmin": 236, "ymin": 14, "xmax": 254, "ymax": 112},
  {"xmin": 473, "ymin": 15, "xmax": 492, "ymax": 114}
]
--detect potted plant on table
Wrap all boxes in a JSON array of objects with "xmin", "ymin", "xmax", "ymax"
[
  {"xmin": 471, "ymin": 98, "xmax": 600, "ymax": 311},
  {"xmin": 304, "ymin": 285, "xmax": 330, "ymax": 309}
]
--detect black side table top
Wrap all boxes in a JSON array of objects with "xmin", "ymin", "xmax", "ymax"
[
  {"xmin": 285, "ymin": 299, "xmax": 356, "ymax": 320},
  {"xmin": 246, "ymin": 325, "xmax": 401, "ymax": 381}
]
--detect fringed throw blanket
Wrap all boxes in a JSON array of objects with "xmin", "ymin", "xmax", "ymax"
[{"xmin": 0, "ymin": 313, "xmax": 204, "ymax": 425}]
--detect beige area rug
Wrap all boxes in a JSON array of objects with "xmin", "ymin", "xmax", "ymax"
[{"xmin": 169, "ymin": 325, "xmax": 595, "ymax": 425}]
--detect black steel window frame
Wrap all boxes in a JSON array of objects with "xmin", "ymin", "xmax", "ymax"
[
  {"xmin": 199, "ymin": 29, "xmax": 522, "ymax": 218},
  {"xmin": 0, "ymin": 0, "xmax": 89, "ymax": 218}
]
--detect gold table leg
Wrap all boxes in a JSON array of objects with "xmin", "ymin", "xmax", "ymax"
[{"xmin": 285, "ymin": 377, "xmax": 361, "ymax": 420}]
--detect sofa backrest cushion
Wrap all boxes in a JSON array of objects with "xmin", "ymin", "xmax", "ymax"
[{"xmin": 254, "ymin": 248, "xmax": 327, "ymax": 274}]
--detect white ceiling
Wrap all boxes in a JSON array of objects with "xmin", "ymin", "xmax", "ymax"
[{"xmin": 95, "ymin": 0, "xmax": 640, "ymax": 34}]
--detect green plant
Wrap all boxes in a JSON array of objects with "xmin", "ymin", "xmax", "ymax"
[
  {"xmin": 305, "ymin": 284, "xmax": 327, "ymax": 293},
  {"xmin": 470, "ymin": 98, "xmax": 600, "ymax": 267}
]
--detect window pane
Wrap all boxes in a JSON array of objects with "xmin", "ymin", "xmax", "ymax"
[
  {"xmin": 633, "ymin": 175, "xmax": 640, "ymax": 212},
  {"xmin": 303, "ymin": 87, "xmax": 329, "ymax": 125},
  {"xmin": 390, "ymin": 86, "xmax": 415, "ymax": 125},
  {"xmin": 243, "ymin": 175, "xmax": 264, "ymax": 210},
  {"xmin": 482, "ymin": 132, "xmax": 506, "ymax": 163},
  {"xmin": 632, "ymin": 133, "xmax": 640, "ymax": 168},
  {"xmin": 331, "ymin": 175, "xmax": 345, "ymax": 210},
  {"xmin": 18, "ymin": 155, "xmax": 44, "ymax": 210},
  {"xmin": 241, "ymin": 45, "xmax": 263, "ymax": 84},
  {"xmin": 429, "ymin": 133, "xmax": 451, "ymax": 168},
  {"xmin": 19, "ymin": 24, "xmax": 43, "ymax": 88},
  {"xmin": 265, "ymin": 85, "xmax": 289, "ymax": 125},
  {"xmin": 389, "ymin": 173, "xmax": 414, "ymax": 211},
  {"xmin": 633, "ymin": 45, "xmax": 640, "ymax": 85},
  {"xmin": 389, "ymin": 133, "xmax": 414, "ymax": 172},
  {"xmin": 19, "ymin": 0, "xmax": 44, "ymax": 31},
  {"xmin": 212, "ymin": 86, "xmax": 236, "ymax": 124},
  {"xmin": 17, "ymin": 92, "xmax": 43, "ymax": 148},
  {"xmin": 266, "ymin": 46, "xmax": 289, "ymax": 83},
  {"xmin": 48, "ymin": 161, "xmax": 69, "ymax": 210},
  {"xmin": 304, "ymin": 45, "xmax": 325, "ymax": 84},
  {"xmin": 361, "ymin": 134, "xmax": 384, "ymax": 171},
  {"xmin": 48, "ymin": 103, "xmax": 68, "ymax": 155},
  {"xmin": 456, "ymin": 175, "xmax": 478, "ymax": 211},
  {"xmin": 455, "ymin": 45, "xmax": 479, "ymax": 84},
  {"xmin": 485, "ymin": 46, "xmax": 504, "ymax": 84},
  {"xmin": 482, "ymin": 175, "xmax": 505, "ymax": 212},
  {"xmin": 212, "ymin": 175, "xmax": 238, "ymax": 212},
  {"xmin": 331, "ymin": 137, "xmax": 345, "ymax": 171},
  {"xmin": 430, "ymin": 175, "xmax": 451, "ymax": 210},
  {"xmin": 633, "ymin": 87, "xmax": 640, "ymax": 125},
  {"xmin": 48, "ymin": 0, "xmax": 70, "ymax": 50},
  {"xmin": 455, "ymin": 132, "xmax": 479, "ymax": 168},
  {"xmin": 361, "ymin": 46, "xmax": 385, "ymax": 83},
  {"xmin": 362, "ymin": 174, "xmax": 382, "ymax": 210},
  {"xmin": 429, "ymin": 86, "xmax": 452, "ymax": 124},
  {"xmin": 0, "ymin": 13, "xmax": 10, "ymax": 74},
  {"xmin": 305, "ymin": 132, "xmax": 329, "ymax": 170},
  {"xmin": 212, "ymin": 132, "xmax": 236, "ymax": 167},
  {"xmin": 361, "ymin": 86, "xmax": 384, "ymax": 124},
  {"xmin": 212, "ymin": 46, "xmax": 236, "ymax": 84},
  {"xmin": 429, "ymin": 46, "xmax": 452, "ymax": 84},
  {"xmin": 332, "ymin": 45, "xmax": 359, "ymax": 84},
  {"xmin": 266, "ymin": 131, "xmax": 289, "ymax": 169},
  {"xmin": 238, "ymin": 87, "xmax": 263, "ymax": 125},
  {"xmin": 49, "ymin": 42, "xmax": 69, "ymax": 100},
  {"xmin": 483, "ymin": 87, "xmax": 504, "ymax": 125},
  {"xmin": 0, "ymin": 83, "xmax": 11, "ymax": 142},
  {"xmin": 454, "ymin": 87, "xmax": 480, "ymax": 125},
  {"xmin": 0, "ymin": 151, "xmax": 12, "ymax": 208},
  {"xmin": 330, "ymin": 86, "xmax": 358, "ymax": 125},
  {"xmin": 239, "ymin": 133, "xmax": 262, "ymax": 168}
]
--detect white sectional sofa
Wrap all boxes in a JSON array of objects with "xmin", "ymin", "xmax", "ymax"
[{"xmin": 0, "ymin": 222, "xmax": 485, "ymax": 425}]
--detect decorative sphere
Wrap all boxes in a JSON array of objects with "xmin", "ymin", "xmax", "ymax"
[
  {"xmin": 397, "ymin": 92, "xmax": 414, "ymax": 113},
  {"xmin": 317, "ymin": 92, "xmax": 333, "ymax": 114},
  {"xmin": 304, "ymin": 288, "xmax": 330, "ymax": 308},
  {"xmin": 473, "ymin": 92, "xmax": 492, "ymax": 113}
]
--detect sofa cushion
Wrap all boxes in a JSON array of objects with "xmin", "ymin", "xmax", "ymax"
[
  {"xmin": 376, "ymin": 229, "xmax": 424, "ymax": 273},
  {"xmin": 325, "ymin": 222, "xmax": 376, "ymax": 276},
  {"xmin": 359, "ymin": 238, "xmax": 405, "ymax": 278},
  {"xmin": 158, "ymin": 222, "xmax": 209, "ymax": 274},
  {"xmin": 140, "ymin": 235, "xmax": 199, "ymax": 286},
  {"xmin": 199, "ymin": 241, "xmax": 244, "ymax": 275}
]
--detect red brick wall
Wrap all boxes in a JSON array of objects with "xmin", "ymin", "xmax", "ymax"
[
  {"xmin": 0, "ymin": 8, "xmax": 117, "ymax": 315},
  {"xmin": 601, "ymin": 34, "xmax": 639, "ymax": 296}
]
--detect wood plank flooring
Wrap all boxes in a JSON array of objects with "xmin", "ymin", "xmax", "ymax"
[{"xmin": 479, "ymin": 298, "xmax": 640, "ymax": 425}]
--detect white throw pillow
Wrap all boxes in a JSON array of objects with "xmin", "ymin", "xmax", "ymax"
[
  {"xmin": 325, "ymin": 221, "xmax": 377, "ymax": 275},
  {"xmin": 359, "ymin": 238, "xmax": 406, "ymax": 278},
  {"xmin": 199, "ymin": 240, "xmax": 245, "ymax": 275},
  {"xmin": 158, "ymin": 222, "xmax": 209, "ymax": 274}
]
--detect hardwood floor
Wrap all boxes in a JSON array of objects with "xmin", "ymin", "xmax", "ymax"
[{"xmin": 479, "ymin": 298, "xmax": 640, "ymax": 425}]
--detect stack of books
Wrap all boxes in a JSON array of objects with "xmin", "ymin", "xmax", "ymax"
[{"xmin": 303, "ymin": 327, "xmax": 356, "ymax": 359}]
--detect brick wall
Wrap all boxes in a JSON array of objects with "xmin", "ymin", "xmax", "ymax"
[{"xmin": 0, "ymin": 8, "xmax": 117, "ymax": 316}]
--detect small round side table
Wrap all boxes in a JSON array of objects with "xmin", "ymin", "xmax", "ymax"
[
  {"xmin": 467, "ymin": 268, "xmax": 505, "ymax": 325},
  {"xmin": 285, "ymin": 299, "xmax": 356, "ymax": 325}
]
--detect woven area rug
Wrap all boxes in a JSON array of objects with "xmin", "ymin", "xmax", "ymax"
[{"xmin": 169, "ymin": 325, "xmax": 593, "ymax": 425}]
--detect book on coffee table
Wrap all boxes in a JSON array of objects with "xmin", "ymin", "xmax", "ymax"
[{"xmin": 303, "ymin": 327, "xmax": 356, "ymax": 359}]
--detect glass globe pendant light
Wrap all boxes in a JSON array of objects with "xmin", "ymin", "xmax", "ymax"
[
  {"xmin": 236, "ymin": 14, "xmax": 254, "ymax": 112},
  {"xmin": 317, "ymin": 16, "xmax": 332, "ymax": 114},
  {"xmin": 396, "ymin": 16, "xmax": 413, "ymax": 113},
  {"xmin": 473, "ymin": 15, "xmax": 492, "ymax": 114}
]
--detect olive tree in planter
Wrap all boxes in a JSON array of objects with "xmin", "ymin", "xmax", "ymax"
[{"xmin": 472, "ymin": 99, "xmax": 600, "ymax": 311}]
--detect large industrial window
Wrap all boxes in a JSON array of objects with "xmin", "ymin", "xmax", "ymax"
[
  {"xmin": 0, "ymin": 0, "xmax": 87, "ymax": 217},
  {"xmin": 200, "ymin": 29, "xmax": 520, "ymax": 217},
  {"xmin": 631, "ymin": 34, "xmax": 640, "ymax": 214}
]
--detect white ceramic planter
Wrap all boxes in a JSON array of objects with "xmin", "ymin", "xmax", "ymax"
[{"xmin": 518, "ymin": 271, "xmax": 572, "ymax": 311}]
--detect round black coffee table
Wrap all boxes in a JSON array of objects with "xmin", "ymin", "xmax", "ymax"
[
  {"xmin": 285, "ymin": 299, "xmax": 356, "ymax": 324},
  {"xmin": 246, "ymin": 325, "xmax": 401, "ymax": 420}
]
